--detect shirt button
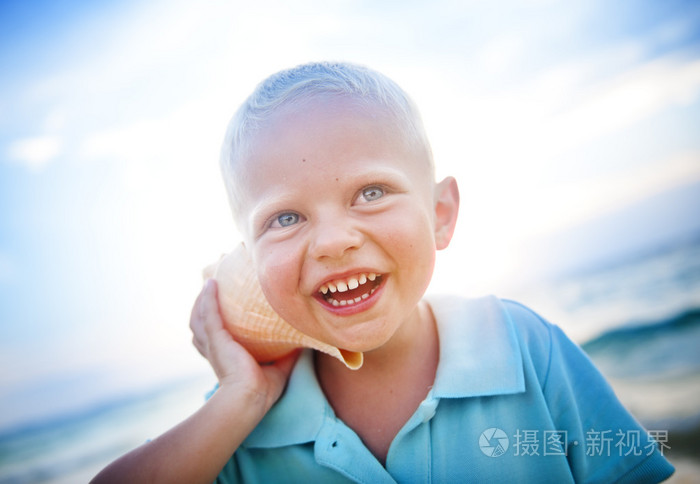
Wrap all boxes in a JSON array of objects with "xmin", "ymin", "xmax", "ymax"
[{"xmin": 421, "ymin": 401, "xmax": 438, "ymax": 422}]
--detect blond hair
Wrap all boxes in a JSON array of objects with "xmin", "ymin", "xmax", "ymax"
[{"xmin": 220, "ymin": 61, "xmax": 434, "ymax": 219}]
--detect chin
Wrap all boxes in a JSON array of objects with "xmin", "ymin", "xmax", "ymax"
[{"xmin": 330, "ymin": 320, "xmax": 399, "ymax": 354}]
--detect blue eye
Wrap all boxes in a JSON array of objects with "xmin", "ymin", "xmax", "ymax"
[
  {"xmin": 276, "ymin": 213, "xmax": 299, "ymax": 227},
  {"xmin": 361, "ymin": 186, "xmax": 384, "ymax": 202}
]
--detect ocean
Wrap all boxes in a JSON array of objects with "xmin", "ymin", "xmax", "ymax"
[
  {"xmin": 1, "ymin": 240, "xmax": 699, "ymax": 483},
  {"xmin": 511, "ymin": 239, "xmax": 700, "ymax": 481}
]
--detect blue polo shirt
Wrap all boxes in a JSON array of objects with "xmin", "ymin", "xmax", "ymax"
[{"xmin": 215, "ymin": 296, "xmax": 674, "ymax": 483}]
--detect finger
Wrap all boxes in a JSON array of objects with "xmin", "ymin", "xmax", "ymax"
[
  {"xmin": 191, "ymin": 279, "xmax": 224, "ymax": 352},
  {"xmin": 261, "ymin": 349, "xmax": 301, "ymax": 404},
  {"xmin": 190, "ymin": 294, "xmax": 207, "ymax": 355},
  {"xmin": 198, "ymin": 279, "xmax": 224, "ymax": 336},
  {"xmin": 274, "ymin": 349, "xmax": 302, "ymax": 375},
  {"xmin": 189, "ymin": 281, "xmax": 209, "ymax": 335},
  {"xmin": 191, "ymin": 334, "xmax": 205, "ymax": 357},
  {"xmin": 197, "ymin": 281, "xmax": 249, "ymax": 362},
  {"xmin": 190, "ymin": 279, "xmax": 223, "ymax": 357}
]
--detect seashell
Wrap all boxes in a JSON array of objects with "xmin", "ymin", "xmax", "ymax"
[{"xmin": 204, "ymin": 243, "xmax": 363, "ymax": 370}]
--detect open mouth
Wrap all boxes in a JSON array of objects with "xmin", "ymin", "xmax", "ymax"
[{"xmin": 318, "ymin": 272, "xmax": 383, "ymax": 307}]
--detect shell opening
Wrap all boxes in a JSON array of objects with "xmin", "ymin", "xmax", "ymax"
[{"xmin": 339, "ymin": 349, "xmax": 364, "ymax": 370}]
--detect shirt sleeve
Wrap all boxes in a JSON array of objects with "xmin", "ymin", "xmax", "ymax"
[{"xmin": 542, "ymin": 321, "xmax": 675, "ymax": 483}]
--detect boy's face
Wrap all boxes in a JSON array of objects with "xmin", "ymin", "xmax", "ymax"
[{"xmin": 234, "ymin": 97, "xmax": 453, "ymax": 353}]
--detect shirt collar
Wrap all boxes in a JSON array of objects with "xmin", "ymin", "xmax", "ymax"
[
  {"xmin": 242, "ymin": 294, "xmax": 525, "ymax": 449},
  {"xmin": 427, "ymin": 294, "xmax": 525, "ymax": 398}
]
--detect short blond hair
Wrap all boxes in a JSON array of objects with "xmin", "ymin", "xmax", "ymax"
[{"xmin": 220, "ymin": 61, "xmax": 434, "ymax": 220}]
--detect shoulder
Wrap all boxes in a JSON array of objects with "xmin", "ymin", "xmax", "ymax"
[
  {"xmin": 428, "ymin": 294, "xmax": 573, "ymax": 389},
  {"xmin": 499, "ymin": 298, "xmax": 604, "ymax": 390},
  {"xmin": 429, "ymin": 294, "xmax": 557, "ymax": 357},
  {"xmin": 500, "ymin": 298, "xmax": 554, "ymax": 349},
  {"xmin": 497, "ymin": 298, "xmax": 558, "ymax": 388},
  {"xmin": 428, "ymin": 294, "xmax": 558, "ymax": 395},
  {"xmin": 428, "ymin": 293, "xmax": 554, "ymax": 338},
  {"xmin": 499, "ymin": 298, "xmax": 549, "ymax": 324}
]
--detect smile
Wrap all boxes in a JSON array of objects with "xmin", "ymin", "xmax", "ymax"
[{"xmin": 318, "ymin": 272, "xmax": 382, "ymax": 307}]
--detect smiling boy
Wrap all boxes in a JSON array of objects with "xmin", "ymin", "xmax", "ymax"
[
  {"xmin": 93, "ymin": 62, "xmax": 674, "ymax": 483},
  {"xmin": 234, "ymin": 92, "xmax": 455, "ymax": 465}
]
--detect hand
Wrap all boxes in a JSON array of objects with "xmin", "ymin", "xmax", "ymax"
[{"xmin": 190, "ymin": 279, "xmax": 299, "ymax": 413}]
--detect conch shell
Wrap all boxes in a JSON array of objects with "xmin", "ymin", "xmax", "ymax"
[{"xmin": 203, "ymin": 244, "xmax": 363, "ymax": 370}]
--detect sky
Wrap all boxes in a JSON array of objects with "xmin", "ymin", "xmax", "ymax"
[{"xmin": 1, "ymin": 0, "xmax": 699, "ymax": 429}]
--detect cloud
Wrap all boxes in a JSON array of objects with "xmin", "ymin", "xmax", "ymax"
[
  {"xmin": 446, "ymin": 48, "xmax": 700, "ymax": 182},
  {"xmin": 548, "ymin": 54, "xmax": 700, "ymax": 151},
  {"xmin": 523, "ymin": 150, "xmax": 700, "ymax": 237},
  {"xmin": 6, "ymin": 135, "xmax": 63, "ymax": 171}
]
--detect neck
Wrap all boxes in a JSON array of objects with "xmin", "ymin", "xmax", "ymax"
[
  {"xmin": 314, "ymin": 300, "xmax": 440, "ymax": 464},
  {"xmin": 317, "ymin": 300, "xmax": 438, "ymax": 382}
]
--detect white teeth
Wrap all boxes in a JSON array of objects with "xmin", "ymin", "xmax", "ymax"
[
  {"xmin": 318, "ymin": 273, "xmax": 379, "ymax": 295},
  {"xmin": 326, "ymin": 286, "xmax": 377, "ymax": 307},
  {"xmin": 318, "ymin": 272, "xmax": 382, "ymax": 305}
]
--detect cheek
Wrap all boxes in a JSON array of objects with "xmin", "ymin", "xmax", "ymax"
[
  {"xmin": 255, "ymin": 250, "xmax": 300, "ymax": 314},
  {"xmin": 384, "ymin": 208, "xmax": 437, "ymax": 282},
  {"xmin": 381, "ymin": 206, "xmax": 436, "ymax": 254}
]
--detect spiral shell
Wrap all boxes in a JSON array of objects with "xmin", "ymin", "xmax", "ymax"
[{"xmin": 204, "ymin": 244, "xmax": 363, "ymax": 370}]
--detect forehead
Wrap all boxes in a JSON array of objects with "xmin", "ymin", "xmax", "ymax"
[
  {"xmin": 247, "ymin": 96, "xmax": 413, "ymax": 162},
  {"xmin": 233, "ymin": 98, "xmax": 432, "ymax": 223}
]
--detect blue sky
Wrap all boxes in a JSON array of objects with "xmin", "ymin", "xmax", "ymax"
[{"xmin": 1, "ymin": 0, "xmax": 700, "ymax": 429}]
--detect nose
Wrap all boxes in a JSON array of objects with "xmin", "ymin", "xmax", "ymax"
[{"xmin": 308, "ymin": 217, "xmax": 364, "ymax": 260}]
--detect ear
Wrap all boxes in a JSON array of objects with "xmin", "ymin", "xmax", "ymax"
[{"xmin": 433, "ymin": 176, "xmax": 459, "ymax": 250}]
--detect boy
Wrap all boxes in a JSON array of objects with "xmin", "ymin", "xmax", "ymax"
[{"xmin": 93, "ymin": 62, "xmax": 674, "ymax": 483}]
